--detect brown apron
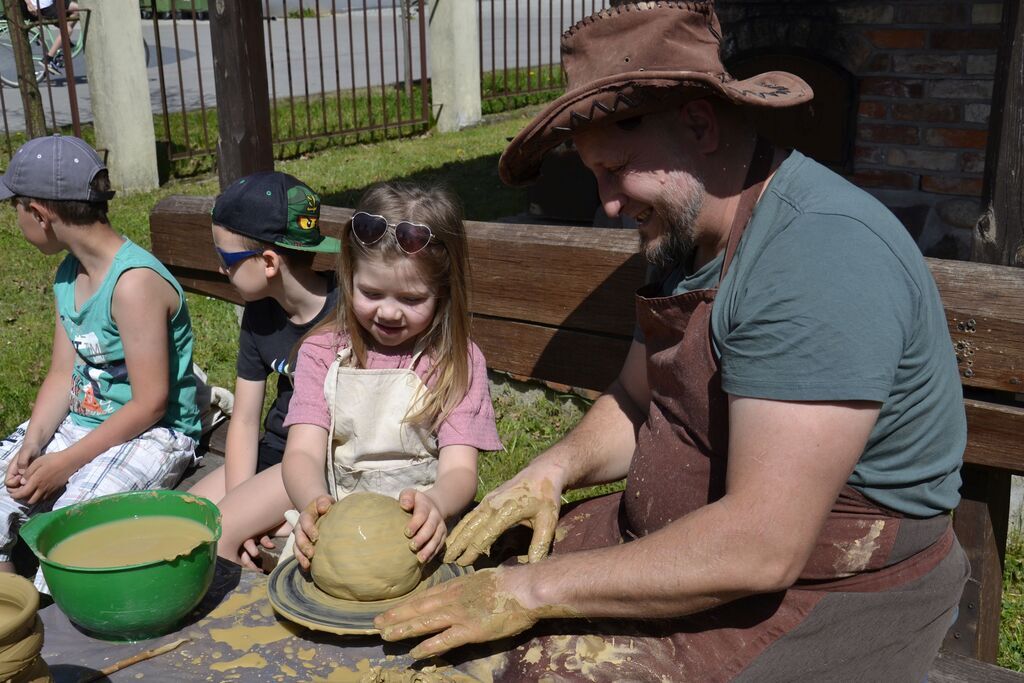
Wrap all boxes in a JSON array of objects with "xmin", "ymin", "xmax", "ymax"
[{"xmin": 489, "ymin": 140, "xmax": 965, "ymax": 682}]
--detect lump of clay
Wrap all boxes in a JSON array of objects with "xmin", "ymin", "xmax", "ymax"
[{"xmin": 311, "ymin": 492, "xmax": 422, "ymax": 601}]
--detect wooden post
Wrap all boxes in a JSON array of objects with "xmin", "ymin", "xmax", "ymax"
[
  {"xmin": 1, "ymin": 0, "xmax": 46, "ymax": 138},
  {"xmin": 944, "ymin": 465, "xmax": 1010, "ymax": 662},
  {"xmin": 973, "ymin": 0, "xmax": 1024, "ymax": 267},
  {"xmin": 209, "ymin": 1, "xmax": 273, "ymax": 189}
]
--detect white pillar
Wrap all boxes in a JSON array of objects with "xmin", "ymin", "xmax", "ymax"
[
  {"xmin": 428, "ymin": 0, "xmax": 481, "ymax": 132},
  {"xmin": 80, "ymin": 0, "xmax": 158, "ymax": 193}
]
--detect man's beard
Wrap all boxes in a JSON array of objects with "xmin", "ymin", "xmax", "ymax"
[{"xmin": 641, "ymin": 175, "xmax": 706, "ymax": 269}]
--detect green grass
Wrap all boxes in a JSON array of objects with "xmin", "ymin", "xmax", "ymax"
[{"xmin": 1001, "ymin": 531, "xmax": 1024, "ymax": 670}]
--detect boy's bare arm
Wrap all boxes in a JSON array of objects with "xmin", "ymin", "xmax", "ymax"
[
  {"xmin": 223, "ymin": 377, "xmax": 267, "ymax": 492},
  {"xmin": 4, "ymin": 313, "xmax": 75, "ymax": 490},
  {"xmin": 23, "ymin": 312, "xmax": 76, "ymax": 448},
  {"xmin": 11, "ymin": 269, "xmax": 179, "ymax": 504}
]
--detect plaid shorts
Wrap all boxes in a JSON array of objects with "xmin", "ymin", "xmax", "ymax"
[{"xmin": 0, "ymin": 417, "xmax": 197, "ymax": 592}]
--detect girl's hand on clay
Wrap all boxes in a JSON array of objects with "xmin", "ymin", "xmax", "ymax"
[
  {"xmin": 294, "ymin": 495, "xmax": 334, "ymax": 571},
  {"xmin": 398, "ymin": 488, "xmax": 446, "ymax": 564},
  {"xmin": 443, "ymin": 474, "xmax": 562, "ymax": 566},
  {"xmin": 375, "ymin": 567, "xmax": 540, "ymax": 659}
]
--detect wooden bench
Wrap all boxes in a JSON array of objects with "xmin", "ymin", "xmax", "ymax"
[{"xmin": 151, "ymin": 195, "xmax": 1024, "ymax": 680}]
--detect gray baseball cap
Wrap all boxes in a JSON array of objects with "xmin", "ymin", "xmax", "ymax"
[{"xmin": 0, "ymin": 134, "xmax": 115, "ymax": 202}]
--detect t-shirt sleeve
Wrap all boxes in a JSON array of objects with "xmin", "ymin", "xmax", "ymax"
[
  {"xmin": 436, "ymin": 342, "xmax": 503, "ymax": 451},
  {"xmin": 235, "ymin": 304, "xmax": 269, "ymax": 382},
  {"xmin": 281, "ymin": 333, "xmax": 336, "ymax": 430},
  {"xmin": 717, "ymin": 214, "xmax": 918, "ymax": 402}
]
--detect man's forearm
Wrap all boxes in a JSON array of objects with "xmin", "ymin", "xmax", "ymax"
[
  {"xmin": 511, "ymin": 499, "xmax": 782, "ymax": 620},
  {"xmin": 538, "ymin": 379, "xmax": 644, "ymax": 491}
]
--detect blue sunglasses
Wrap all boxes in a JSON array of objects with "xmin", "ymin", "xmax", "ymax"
[{"xmin": 216, "ymin": 247, "xmax": 265, "ymax": 269}]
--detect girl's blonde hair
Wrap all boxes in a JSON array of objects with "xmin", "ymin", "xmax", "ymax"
[{"xmin": 326, "ymin": 181, "xmax": 472, "ymax": 430}]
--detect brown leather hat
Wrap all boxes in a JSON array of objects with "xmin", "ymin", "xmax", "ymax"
[{"xmin": 498, "ymin": 1, "xmax": 814, "ymax": 186}]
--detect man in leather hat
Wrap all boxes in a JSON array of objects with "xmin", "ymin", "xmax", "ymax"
[{"xmin": 372, "ymin": 3, "xmax": 969, "ymax": 679}]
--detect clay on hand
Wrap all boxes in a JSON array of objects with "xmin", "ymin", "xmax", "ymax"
[
  {"xmin": 443, "ymin": 478, "xmax": 560, "ymax": 566},
  {"xmin": 310, "ymin": 492, "xmax": 423, "ymax": 601},
  {"xmin": 376, "ymin": 567, "xmax": 540, "ymax": 659}
]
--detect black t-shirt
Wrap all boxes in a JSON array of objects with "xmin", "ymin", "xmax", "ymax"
[{"xmin": 236, "ymin": 275, "xmax": 338, "ymax": 454}]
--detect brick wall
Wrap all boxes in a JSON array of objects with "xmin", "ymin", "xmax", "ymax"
[{"xmin": 719, "ymin": 0, "xmax": 1001, "ymax": 259}]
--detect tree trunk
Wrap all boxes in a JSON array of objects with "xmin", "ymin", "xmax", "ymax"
[{"xmin": 1, "ymin": 0, "xmax": 46, "ymax": 137}]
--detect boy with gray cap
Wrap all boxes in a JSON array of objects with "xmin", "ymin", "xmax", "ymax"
[{"xmin": 0, "ymin": 135, "xmax": 201, "ymax": 591}]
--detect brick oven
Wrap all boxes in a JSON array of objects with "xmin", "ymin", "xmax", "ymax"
[
  {"xmin": 529, "ymin": 1, "xmax": 1007, "ymax": 262},
  {"xmin": 717, "ymin": 0, "xmax": 1002, "ymax": 260}
]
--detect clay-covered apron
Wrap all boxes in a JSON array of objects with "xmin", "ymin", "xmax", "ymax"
[
  {"xmin": 323, "ymin": 347, "xmax": 438, "ymax": 499},
  {"xmin": 501, "ymin": 139, "xmax": 958, "ymax": 682}
]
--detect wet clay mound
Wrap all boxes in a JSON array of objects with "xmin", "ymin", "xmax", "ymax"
[{"xmin": 311, "ymin": 492, "xmax": 422, "ymax": 601}]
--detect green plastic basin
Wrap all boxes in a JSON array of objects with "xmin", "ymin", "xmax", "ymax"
[{"xmin": 19, "ymin": 490, "xmax": 221, "ymax": 641}]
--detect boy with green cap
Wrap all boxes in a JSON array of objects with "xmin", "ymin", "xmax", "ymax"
[{"xmin": 188, "ymin": 171, "xmax": 339, "ymax": 571}]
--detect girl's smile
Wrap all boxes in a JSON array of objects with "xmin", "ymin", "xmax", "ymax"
[{"xmin": 352, "ymin": 254, "xmax": 437, "ymax": 351}]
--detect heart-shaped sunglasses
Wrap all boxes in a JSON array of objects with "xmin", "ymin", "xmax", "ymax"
[{"xmin": 350, "ymin": 211, "xmax": 439, "ymax": 255}]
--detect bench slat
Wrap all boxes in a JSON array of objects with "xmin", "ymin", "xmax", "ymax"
[
  {"xmin": 931, "ymin": 648, "xmax": 1024, "ymax": 682},
  {"xmin": 473, "ymin": 316, "xmax": 630, "ymax": 393},
  {"xmin": 150, "ymin": 198, "xmax": 1024, "ymax": 396},
  {"xmin": 965, "ymin": 399, "xmax": 1024, "ymax": 474}
]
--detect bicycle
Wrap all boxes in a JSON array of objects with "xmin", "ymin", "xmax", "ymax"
[{"xmin": 0, "ymin": 6, "xmax": 89, "ymax": 87}]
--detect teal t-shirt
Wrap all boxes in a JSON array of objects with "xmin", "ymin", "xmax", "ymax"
[
  {"xmin": 651, "ymin": 151, "xmax": 965, "ymax": 517},
  {"xmin": 53, "ymin": 239, "xmax": 202, "ymax": 439}
]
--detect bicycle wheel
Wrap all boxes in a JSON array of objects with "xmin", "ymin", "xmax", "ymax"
[
  {"xmin": 0, "ymin": 21, "xmax": 45, "ymax": 87},
  {"xmin": 36, "ymin": 18, "xmax": 85, "ymax": 84}
]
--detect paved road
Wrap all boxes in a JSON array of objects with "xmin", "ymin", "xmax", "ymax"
[{"xmin": 0, "ymin": 1, "xmax": 603, "ymax": 135}]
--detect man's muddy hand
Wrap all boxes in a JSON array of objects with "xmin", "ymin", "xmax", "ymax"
[
  {"xmin": 443, "ymin": 476, "xmax": 561, "ymax": 566},
  {"xmin": 374, "ymin": 567, "xmax": 537, "ymax": 659}
]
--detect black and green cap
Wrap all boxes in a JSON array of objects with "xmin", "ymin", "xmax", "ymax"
[{"xmin": 211, "ymin": 171, "xmax": 340, "ymax": 253}]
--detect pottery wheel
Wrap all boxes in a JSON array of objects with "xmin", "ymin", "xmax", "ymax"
[{"xmin": 268, "ymin": 556, "xmax": 471, "ymax": 635}]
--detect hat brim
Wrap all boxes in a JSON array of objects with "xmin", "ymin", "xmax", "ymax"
[
  {"xmin": 267, "ymin": 555, "xmax": 471, "ymax": 635},
  {"xmin": 0, "ymin": 179, "xmax": 14, "ymax": 201},
  {"xmin": 498, "ymin": 69, "xmax": 812, "ymax": 186},
  {"xmin": 274, "ymin": 235, "xmax": 342, "ymax": 254}
]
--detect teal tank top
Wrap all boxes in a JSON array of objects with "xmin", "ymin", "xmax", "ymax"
[{"xmin": 53, "ymin": 239, "xmax": 201, "ymax": 439}]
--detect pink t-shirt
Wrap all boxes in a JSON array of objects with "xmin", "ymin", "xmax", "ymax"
[{"xmin": 284, "ymin": 331, "xmax": 503, "ymax": 452}]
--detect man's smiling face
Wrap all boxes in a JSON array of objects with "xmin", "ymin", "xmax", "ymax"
[{"xmin": 574, "ymin": 110, "xmax": 706, "ymax": 268}]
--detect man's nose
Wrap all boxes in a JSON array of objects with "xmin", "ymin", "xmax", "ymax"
[{"xmin": 595, "ymin": 174, "xmax": 625, "ymax": 218}]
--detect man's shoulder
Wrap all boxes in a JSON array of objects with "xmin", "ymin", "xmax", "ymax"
[{"xmin": 768, "ymin": 153, "xmax": 901, "ymax": 231}]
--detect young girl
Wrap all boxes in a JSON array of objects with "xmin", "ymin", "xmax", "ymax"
[{"xmin": 282, "ymin": 182, "xmax": 502, "ymax": 569}]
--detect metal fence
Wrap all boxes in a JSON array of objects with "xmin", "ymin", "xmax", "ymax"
[
  {"xmin": 479, "ymin": 0, "xmax": 607, "ymax": 106},
  {"xmin": 148, "ymin": 0, "xmax": 429, "ymax": 171},
  {"xmin": 0, "ymin": 1, "xmax": 598, "ymax": 171},
  {"xmin": 0, "ymin": 5, "xmax": 89, "ymax": 163}
]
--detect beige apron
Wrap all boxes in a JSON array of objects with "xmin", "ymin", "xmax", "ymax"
[
  {"xmin": 323, "ymin": 347, "xmax": 438, "ymax": 498},
  {"xmin": 281, "ymin": 346, "xmax": 438, "ymax": 561}
]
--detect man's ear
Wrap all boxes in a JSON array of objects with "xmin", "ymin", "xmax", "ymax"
[{"xmin": 679, "ymin": 99, "xmax": 720, "ymax": 155}]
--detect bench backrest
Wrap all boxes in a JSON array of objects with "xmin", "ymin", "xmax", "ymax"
[{"xmin": 150, "ymin": 195, "xmax": 1024, "ymax": 662}]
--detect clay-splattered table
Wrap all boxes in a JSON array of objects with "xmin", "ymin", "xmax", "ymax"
[{"xmin": 37, "ymin": 559, "xmax": 498, "ymax": 682}]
